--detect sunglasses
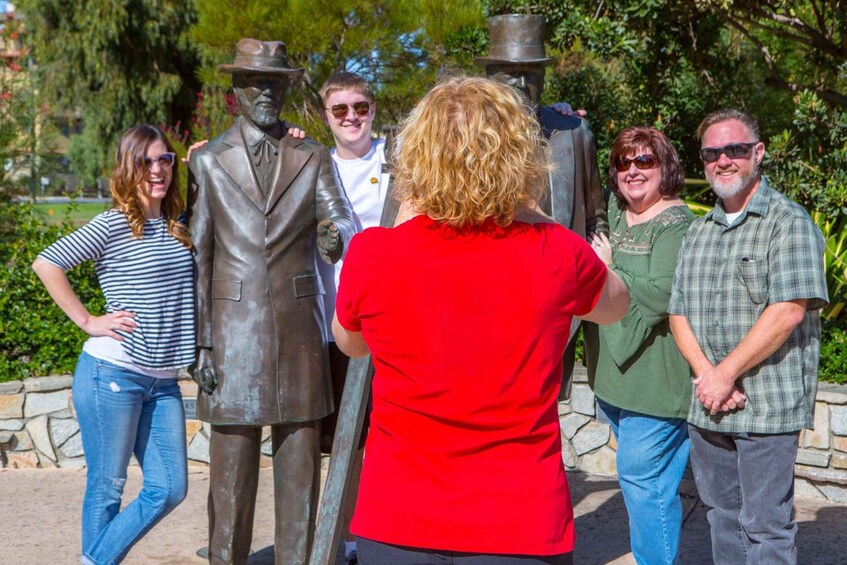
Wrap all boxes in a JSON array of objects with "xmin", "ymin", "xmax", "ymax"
[
  {"xmin": 615, "ymin": 154, "xmax": 658, "ymax": 172},
  {"xmin": 327, "ymin": 101, "xmax": 371, "ymax": 119},
  {"xmin": 699, "ymin": 142, "xmax": 757, "ymax": 163},
  {"xmin": 143, "ymin": 153, "xmax": 176, "ymax": 169}
]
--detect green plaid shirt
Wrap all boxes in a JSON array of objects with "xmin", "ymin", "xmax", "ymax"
[{"xmin": 669, "ymin": 179, "xmax": 828, "ymax": 433}]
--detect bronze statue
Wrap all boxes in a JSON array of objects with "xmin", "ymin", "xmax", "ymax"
[
  {"xmin": 187, "ymin": 38, "xmax": 354, "ymax": 565},
  {"xmin": 476, "ymin": 14, "xmax": 608, "ymax": 397}
]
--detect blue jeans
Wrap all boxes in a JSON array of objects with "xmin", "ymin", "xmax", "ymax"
[
  {"xmin": 597, "ymin": 398, "xmax": 690, "ymax": 565},
  {"xmin": 72, "ymin": 352, "xmax": 188, "ymax": 565},
  {"xmin": 688, "ymin": 426, "xmax": 799, "ymax": 565}
]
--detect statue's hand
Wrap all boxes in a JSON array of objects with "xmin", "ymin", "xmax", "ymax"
[
  {"xmin": 189, "ymin": 348, "xmax": 217, "ymax": 395},
  {"xmin": 317, "ymin": 219, "xmax": 341, "ymax": 263},
  {"xmin": 549, "ymin": 102, "xmax": 587, "ymax": 118}
]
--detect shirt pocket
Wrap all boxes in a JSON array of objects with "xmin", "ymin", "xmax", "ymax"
[{"xmin": 737, "ymin": 258, "xmax": 768, "ymax": 304}]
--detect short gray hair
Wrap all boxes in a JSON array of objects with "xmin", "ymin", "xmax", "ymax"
[{"xmin": 696, "ymin": 109, "xmax": 760, "ymax": 141}]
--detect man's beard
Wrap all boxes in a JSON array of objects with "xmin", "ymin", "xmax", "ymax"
[
  {"xmin": 236, "ymin": 90, "xmax": 281, "ymax": 130},
  {"xmin": 707, "ymin": 162, "xmax": 759, "ymax": 200},
  {"xmin": 247, "ymin": 105, "xmax": 280, "ymax": 129}
]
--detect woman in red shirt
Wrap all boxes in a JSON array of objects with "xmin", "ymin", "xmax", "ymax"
[{"xmin": 333, "ymin": 75, "xmax": 629, "ymax": 565}]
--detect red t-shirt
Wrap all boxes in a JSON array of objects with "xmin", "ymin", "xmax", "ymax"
[{"xmin": 336, "ymin": 215, "xmax": 607, "ymax": 555}]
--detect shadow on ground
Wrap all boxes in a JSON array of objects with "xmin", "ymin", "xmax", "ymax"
[
  {"xmin": 569, "ymin": 470, "xmax": 847, "ymax": 565},
  {"xmin": 247, "ymin": 546, "xmax": 274, "ymax": 564},
  {"xmin": 569, "ymin": 473, "xmax": 634, "ymax": 564}
]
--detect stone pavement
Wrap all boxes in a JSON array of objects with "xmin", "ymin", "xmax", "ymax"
[{"xmin": 2, "ymin": 466, "xmax": 846, "ymax": 564}]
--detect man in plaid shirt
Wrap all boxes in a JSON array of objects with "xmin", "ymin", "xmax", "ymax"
[{"xmin": 668, "ymin": 109, "xmax": 828, "ymax": 564}]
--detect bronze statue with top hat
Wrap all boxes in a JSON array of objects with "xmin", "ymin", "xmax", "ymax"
[
  {"xmin": 476, "ymin": 14, "xmax": 608, "ymax": 397},
  {"xmin": 186, "ymin": 38, "xmax": 355, "ymax": 565}
]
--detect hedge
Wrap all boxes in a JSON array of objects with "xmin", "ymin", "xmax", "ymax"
[{"xmin": 0, "ymin": 202, "xmax": 102, "ymax": 382}]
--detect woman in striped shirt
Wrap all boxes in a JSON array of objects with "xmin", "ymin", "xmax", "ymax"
[{"xmin": 33, "ymin": 125, "xmax": 194, "ymax": 565}]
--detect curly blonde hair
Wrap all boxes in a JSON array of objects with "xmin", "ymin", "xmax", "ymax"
[
  {"xmin": 392, "ymin": 74, "xmax": 551, "ymax": 227},
  {"xmin": 109, "ymin": 125, "xmax": 191, "ymax": 249}
]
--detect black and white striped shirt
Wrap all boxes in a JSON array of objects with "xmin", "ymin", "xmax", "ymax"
[{"xmin": 39, "ymin": 209, "xmax": 195, "ymax": 370}]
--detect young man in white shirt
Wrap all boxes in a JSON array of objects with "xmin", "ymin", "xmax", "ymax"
[{"xmin": 318, "ymin": 71, "xmax": 389, "ymax": 565}]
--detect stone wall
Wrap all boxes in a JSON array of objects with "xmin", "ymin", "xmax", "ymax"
[
  {"xmin": 561, "ymin": 368, "xmax": 847, "ymax": 504},
  {"xmin": 0, "ymin": 376, "xmax": 84, "ymax": 469},
  {"xmin": 3, "ymin": 369, "xmax": 847, "ymax": 504}
]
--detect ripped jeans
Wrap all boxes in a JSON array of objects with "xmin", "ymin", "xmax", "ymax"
[{"xmin": 72, "ymin": 352, "xmax": 188, "ymax": 565}]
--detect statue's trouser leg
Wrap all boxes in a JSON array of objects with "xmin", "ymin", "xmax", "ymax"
[
  {"xmin": 558, "ymin": 319, "xmax": 585, "ymax": 402},
  {"xmin": 208, "ymin": 425, "xmax": 261, "ymax": 565},
  {"xmin": 271, "ymin": 420, "xmax": 321, "ymax": 565}
]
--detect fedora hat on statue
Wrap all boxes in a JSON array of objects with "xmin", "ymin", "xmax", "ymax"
[
  {"xmin": 219, "ymin": 38, "xmax": 304, "ymax": 76},
  {"xmin": 474, "ymin": 14, "xmax": 555, "ymax": 66}
]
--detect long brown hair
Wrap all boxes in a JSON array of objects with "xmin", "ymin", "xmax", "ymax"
[{"xmin": 109, "ymin": 125, "xmax": 191, "ymax": 248}]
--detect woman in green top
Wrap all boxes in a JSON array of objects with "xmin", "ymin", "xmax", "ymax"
[{"xmin": 587, "ymin": 127, "xmax": 694, "ymax": 565}]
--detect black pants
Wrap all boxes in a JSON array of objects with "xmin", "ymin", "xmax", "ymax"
[{"xmin": 357, "ymin": 537, "xmax": 573, "ymax": 565}]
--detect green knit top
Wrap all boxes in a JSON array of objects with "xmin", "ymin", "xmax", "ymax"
[{"xmin": 588, "ymin": 197, "xmax": 695, "ymax": 418}]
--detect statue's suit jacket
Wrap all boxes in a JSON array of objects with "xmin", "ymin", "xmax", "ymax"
[
  {"xmin": 188, "ymin": 117, "xmax": 355, "ymax": 425},
  {"xmin": 536, "ymin": 107, "xmax": 606, "ymax": 238},
  {"xmin": 535, "ymin": 108, "xmax": 607, "ymax": 398}
]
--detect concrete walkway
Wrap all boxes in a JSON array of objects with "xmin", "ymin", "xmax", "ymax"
[{"xmin": 2, "ymin": 466, "xmax": 846, "ymax": 564}]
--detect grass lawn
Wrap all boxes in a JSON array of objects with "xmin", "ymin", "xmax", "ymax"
[{"xmin": 31, "ymin": 202, "xmax": 111, "ymax": 226}]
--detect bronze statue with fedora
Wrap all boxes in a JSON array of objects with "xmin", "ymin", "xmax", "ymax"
[
  {"xmin": 186, "ymin": 38, "xmax": 355, "ymax": 565},
  {"xmin": 476, "ymin": 14, "xmax": 608, "ymax": 397}
]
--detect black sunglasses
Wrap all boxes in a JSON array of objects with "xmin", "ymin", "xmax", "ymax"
[
  {"xmin": 327, "ymin": 101, "xmax": 371, "ymax": 119},
  {"xmin": 143, "ymin": 153, "xmax": 176, "ymax": 168},
  {"xmin": 615, "ymin": 154, "xmax": 658, "ymax": 172},
  {"xmin": 699, "ymin": 142, "xmax": 757, "ymax": 163}
]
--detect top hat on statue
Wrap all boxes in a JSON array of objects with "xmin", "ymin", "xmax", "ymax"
[
  {"xmin": 219, "ymin": 38, "xmax": 304, "ymax": 76},
  {"xmin": 474, "ymin": 14, "xmax": 555, "ymax": 66}
]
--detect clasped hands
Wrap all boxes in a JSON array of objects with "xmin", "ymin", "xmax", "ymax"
[{"xmin": 694, "ymin": 364, "xmax": 747, "ymax": 416}]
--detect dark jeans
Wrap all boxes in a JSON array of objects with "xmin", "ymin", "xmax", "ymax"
[
  {"xmin": 688, "ymin": 425, "xmax": 799, "ymax": 565},
  {"xmin": 357, "ymin": 537, "xmax": 573, "ymax": 565}
]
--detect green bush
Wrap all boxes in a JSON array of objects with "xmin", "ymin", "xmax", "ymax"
[
  {"xmin": 819, "ymin": 321, "xmax": 847, "ymax": 385},
  {"xmin": 767, "ymin": 93, "xmax": 847, "ymax": 328},
  {"xmin": 0, "ymin": 201, "xmax": 103, "ymax": 382},
  {"xmin": 766, "ymin": 92, "xmax": 847, "ymax": 221}
]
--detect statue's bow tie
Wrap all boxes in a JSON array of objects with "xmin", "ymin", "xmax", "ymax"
[{"xmin": 252, "ymin": 136, "xmax": 277, "ymax": 164}]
